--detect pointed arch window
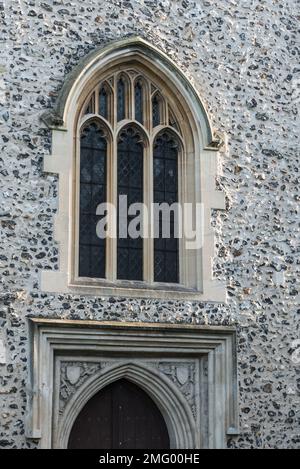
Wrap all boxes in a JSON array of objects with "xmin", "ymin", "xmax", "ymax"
[
  {"xmin": 75, "ymin": 70, "xmax": 186, "ymax": 286},
  {"xmin": 99, "ymin": 86, "xmax": 108, "ymax": 120},
  {"xmin": 117, "ymin": 76, "xmax": 127, "ymax": 122},
  {"xmin": 117, "ymin": 126, "xmax": 144, "ymax": 281},
  {"xmin": 134, "ymin": 79, "xmax": 144, "ymax": 124},
  {"xmin": 42, "ymin": 39, "xmax": 226, "ymax": 301},
  {"xmin": 152, "ymin": 93, "xmax": 163, "ymax": 128},
  {"xmin": 153, "ymin": 131, "xmax": 179, "ymax": 283},
  {"xmin": 79, "ymin": 122, "xmax": 107, "ymax": 279}
]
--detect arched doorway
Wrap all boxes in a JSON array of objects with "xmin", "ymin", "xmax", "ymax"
[{"xmin": 68, "ymin": 379, "xmax": 170, "ymax": 449}]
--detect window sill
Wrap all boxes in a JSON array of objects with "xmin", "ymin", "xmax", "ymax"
[
  {"xmin": 69, "ymin": 277, "xmax": 200, "ymax": 300},
  {"xmin": 40, "ymin": 270, "xmax": 227, "ymax": 302}
]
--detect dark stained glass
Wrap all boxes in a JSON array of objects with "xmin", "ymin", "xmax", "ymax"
[
  {"xmin": 99, "ymin": 86, "xmax": 108, "ymax": 120},
  {"xmin": 117, "ymin": 127, "xmax": 143, "ymax": 281},
  {"xmin": 152, "ymin": 94, "xmax": 161, "ymax": 127},
  {"xmin": 153, "ymin": 132, "xmax": 179, "ymax": 283},
  {"xmin": 169, "ymin": 109, "xmax": 180, "ymax": 133},
  {"xmin": 135, "ymin": 81, "xmax": 143, "ymax": 124},
  {"xmin": 117, "ymin": 78, "xmax": 126, "ymax": 122},
  {"xmin": 84, "ymin": 94, "xmax": 94, "ymax": 115},
  {"xmin": 79, "ymin": 122, "xmax": 107, "ymax": 278}
]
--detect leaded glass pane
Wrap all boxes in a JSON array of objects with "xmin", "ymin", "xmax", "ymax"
[
  {"xmin": 117, "ymin": 78, "xmax": 126, "ymax": 121},
  {"xmin": 169, "ymin": 109, "xmax": 180, "ymax": 133},
  {"xmin": 99, "ymin": 86, "xmax": 108, "ymax": 120},
  {"xmin": 135, "ymin": 81, "xmax": 143, "ymax": 124},
  {"xmin": 84, "ymin": 94, "xmax": 94, "ymax": 115},
  {"xmin": 152, "ymin": 94, "xmax": 161, "ymax": 127},
  {"xmin": 117, "ymin": 127, "xmax": 143, "ymax": 281},
  {"xmin": 79, "ymin": 123, "xmax": 107, "ymax": 278},
  {"xmin": 153, "ymin": 132, "xmax": 179, "ymax": 283}
]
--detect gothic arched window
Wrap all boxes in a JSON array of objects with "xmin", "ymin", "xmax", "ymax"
[
  {"xmin": 79, "ymin": 122, "xmax": 107, "ymax": 279},
  {"xmin": 42, "ymin": 38, "xmax": 225, "ymax": 301},
  {"xmin": 76, "ymin": 71, "xmax": 183, "ymax": 285}
]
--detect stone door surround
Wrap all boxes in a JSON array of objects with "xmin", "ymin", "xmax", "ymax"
[{"xmin": 26, "ymin": 318, "xmax": 239, "ymax": 449}]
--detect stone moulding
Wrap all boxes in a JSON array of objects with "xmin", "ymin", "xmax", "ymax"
[
  {"xmin": 25, "ymin": 318, "xmax": 239, "ymax": 449},
  {"xmin": 40, "ymin": 36, "xmax": 227, "ymax": 302},
  {"xmin": 41, "ymin": 37, "xmax": 217, "ymax": 147}
]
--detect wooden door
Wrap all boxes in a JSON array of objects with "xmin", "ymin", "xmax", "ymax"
[{"xmin": 68, "ymin": 379, "xmax": 170, "ymax": 449}]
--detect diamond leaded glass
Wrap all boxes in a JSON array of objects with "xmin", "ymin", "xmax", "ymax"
[
  {"xmin": 117, "ymin": 127, "xmax": 143, "ymax": 281},
  {"xmin": 78, "ymin": 69, "xmax": 184, "ymax": 285},
  {"xmin": 99, "ymin": 86, "xmax": 108, "ymax": 120},
  {"xmin": 135, "ymin": 81, "xmax": 143, "ymax": 124},
  {"xmin": 117, "ymin": 78, "xmax": 126, "ymax": 122},
  {"xmin": 153, "ymin": 132, "xmax": 179, "ymax": 283},
  {"xmin": 152, "ymin": 94, "xmax": 161, "ymax": 127},
  {"xmin": 79, "ymin": 122, "xmax": 107, "ymax": 278},
  {"xmin": 84, "ymin": 94, "xmax": 94, "ymax": 115},
  {"xmin": 169, "ymin": 108, "xmax": 180, "ymax": 133}
]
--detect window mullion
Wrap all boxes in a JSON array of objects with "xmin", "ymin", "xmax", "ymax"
[
  {"xmin": 129, "ymin": 75, "xmax": 134, "ymax": 120},
  {"xmin": 74, "ymin": 130, "xmax": 81, "ymax": 280},
  {"xmin": 107, "ymin": 76, "xmax": 118, "ymax": 281},
  {"xmin": 106, "ymin": 134, "xmax": 117, "ymax": 282},
  {"xmin": 144, "ymin": 79, "xmax": 150, "ymax": 133},
  {"xmin": 95, "ymin": 85, "xmax": 100, "ymax": 116},
  {"xmin": 178, "ymin": 148, "xmax": 186, "ymax": 286},
  {"xmin": 144, "ymin": 140, "xmax": 153, "ymax": 284},
  {"xmin": 160, "ymin": 97, "xmax": 166, "ymax": 127}
]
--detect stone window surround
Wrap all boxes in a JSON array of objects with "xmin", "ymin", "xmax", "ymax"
[
  {"xmin": 25, "ymin": 319, "xmax": 239, "ymax": 449},
  {"xmin": 41, "ymin": 37, "xmax": 226, "ymax": 302}
]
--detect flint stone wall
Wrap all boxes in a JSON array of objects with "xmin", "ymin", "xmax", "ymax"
[{"xmin": 0, "ymin": 0, "xmax": 299, "ymax": 449}]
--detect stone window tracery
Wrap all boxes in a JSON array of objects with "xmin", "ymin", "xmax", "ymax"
[
  {"xmin": 76, "ymin": 68, "xmax": 184, "ymax": 285},
  {"xmin": 42, "ymin": 38, "xmax": 226, "ymax": 301}
]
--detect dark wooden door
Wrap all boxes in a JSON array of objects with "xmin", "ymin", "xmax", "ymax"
[{"xmin": 68, "ymin": 379, "xmax": 170, "ymax": 449}]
